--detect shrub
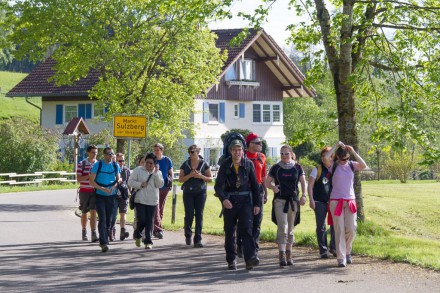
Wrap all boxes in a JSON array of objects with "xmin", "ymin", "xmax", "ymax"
[{"xmin": 0, "ymin": 117, "xmax": 58, "ymax": 173}]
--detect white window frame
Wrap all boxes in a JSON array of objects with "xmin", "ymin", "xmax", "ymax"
[
  {"xmin": 64, "ymin": 104, "xmax": 78, "ymax": 124},
  {"xmin": 252, "ymin": 102, "xmax": 283, "ymax": 124},
  {"xmin": 234, "ymin": 104, "xmax": 239, "ymax": 119},
  {"xmin": 238, "ymin": 59, "xmax": 256, "ymax": 81},
  {"xmin": 208, "ymin": 103, "xmax": 219, "ymax": 124}
]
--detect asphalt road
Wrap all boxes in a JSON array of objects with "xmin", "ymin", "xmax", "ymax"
[{"xmin": 0, "ymin": 190, "xmax": 439, "ymax": 293}]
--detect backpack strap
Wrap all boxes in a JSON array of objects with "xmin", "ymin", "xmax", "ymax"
[
  {"xmin": 315, "ymin": 164, "xmax": 322, "ymax": 182},
  {"xmin": 94, "ymin": 160, "xmax": 118, "ymax": 188}
]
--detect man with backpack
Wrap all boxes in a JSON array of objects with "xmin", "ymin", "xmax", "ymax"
[
  {"xmin": 214, "ymin": 139, "xmax": 261, "ymax": 270},
  {"xmin": 89, "ymin": 147, "xmax": 121, "ymax": 252},
  {"xmin": 109, "ymin": 152, "xmax": 130, "ymax": 241},
  {"xmin": 236, "ymin": 133, "xmax": 267, "ymax": 257},
  {"xmin": 152, "ymin": 143, "xmax": 173, "ymax": 239},
  {"xmin": 76, "ymin": 145, "xmax": 98, "ymax": 242}
]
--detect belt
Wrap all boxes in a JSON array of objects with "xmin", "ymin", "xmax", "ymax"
[{"xmin": 227, "ymin": 191, "xmax": 251, "ymax": 196}]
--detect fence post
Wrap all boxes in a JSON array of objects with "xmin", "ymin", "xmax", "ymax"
[{"xmin": 171, "ymin": 184, "xmax": 177, "ymax": 224}]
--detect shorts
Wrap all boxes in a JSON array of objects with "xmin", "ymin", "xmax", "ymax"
[
  {"xmin": 116, "ymin": 196, "xmax": 128, "ymax": 214},
  {"xmin": 79, "ymin": 191, "xmax": 96, "ymax": 213}
]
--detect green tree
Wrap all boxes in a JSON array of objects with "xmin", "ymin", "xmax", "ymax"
[
  {"xmin": 0, "ymin": 117, "xmax": 58, "ymax": 173},
  {"xmin": 237, "ymin": 0, "xmax": 440, "ymax": 221},
  {"xmin": 3, "ymin": 0, "xmax": 229, "ymax": 151}
]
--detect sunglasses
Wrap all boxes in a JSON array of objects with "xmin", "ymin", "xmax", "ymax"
[
  {"xmin": 105, "ymin": 152, "xmax": 114, "ymax": 156},
  {"xmin": 340, "ymin": 158, "xmax": 349, "ymax": 161},
  {"xmin": 118, "ymin": 160, "xmax": 125, "ymax": 162},
  {"xmin": 190, "ymin": 150, "xmax": 198, "ymax": 154},
  {"xmin": 252, "ymin": 141, "xmax": 262, "ymax": 145},
  {"xmin": 280, "ymin": 152, "xmax": 290, "ymax": 156}
]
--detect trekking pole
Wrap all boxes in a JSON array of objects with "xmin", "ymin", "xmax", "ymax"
[{"xmin": 171, "ymin": 184, "xmax": 177, "ymax": 224}]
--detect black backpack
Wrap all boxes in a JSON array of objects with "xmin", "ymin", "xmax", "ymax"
[{"xmin": 217, "ymin": 132, "xmax": 247, "ymax": 166}]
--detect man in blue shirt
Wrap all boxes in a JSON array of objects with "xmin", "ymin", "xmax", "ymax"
[
  {"xmin": 90, "ymin": 147, "xmax": 121, "ymax": 252},
  {"xmin": 152, "ymin": 143, "xmax": 173, "ymax": 239}
]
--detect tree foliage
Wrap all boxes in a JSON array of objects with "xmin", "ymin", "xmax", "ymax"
[
  {"xmin": 0, "ymin": 117, "xmax": 59, "ymax": 173},
  {"xmin": 236, "ymin": 0, "xmax": 440, "ymax": 220},
  {"xmin": 3, "ymin": 0, "xmax": 229, "ymax": 145}
]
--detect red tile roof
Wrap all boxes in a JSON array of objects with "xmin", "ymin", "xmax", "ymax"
[
  {"xmin": 6, "ymin": 58, "xmax": 100, "ymax": 97},
  {"xmin": 6, "ymin": 29, "xmax": 258, "ymax": 97}
]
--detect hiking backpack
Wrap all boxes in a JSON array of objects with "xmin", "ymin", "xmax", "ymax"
[{"xmin": 217, "ymin": 132, "xmax": 247, "ymax": 166}]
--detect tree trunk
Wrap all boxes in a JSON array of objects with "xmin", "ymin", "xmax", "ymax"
[
  {"xmin": 334, "ymin": 78, "xmax": 365, "ymax": 222},
  {"xmin": 116, "ymin": 139, "xmax": 126, "ymax": 154}
]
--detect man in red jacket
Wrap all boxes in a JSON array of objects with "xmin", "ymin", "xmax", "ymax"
[{"xmin": 237, "ymin": 133, "xmax": 267, "ymax": 257}]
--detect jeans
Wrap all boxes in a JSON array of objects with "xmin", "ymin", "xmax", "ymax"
[
  {"xmin": 95, "ymin": 194, "xmax": 117, "ymax": 246},
  {"xmin": 223, "ymin": 199, "xmax": 256, "ymax": 263},
  {"xmin": 134, "ymin": 203, "xmax": 156, "ymax": 245},
  {"xmin": 314, "ymin": 201, "xmax": 335, "ymax": 255},
  {"xmin": 153, "ymin": 188, "xmax": 170, "ymax": 233},
  {"xmin": 183, "ymin": 191, "xmax": 207, "ymax": 243}
]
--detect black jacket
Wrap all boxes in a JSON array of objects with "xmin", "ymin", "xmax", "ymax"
[{"xmin": 214, "ymin": 156, "xmax": 260, "ymax": 207}]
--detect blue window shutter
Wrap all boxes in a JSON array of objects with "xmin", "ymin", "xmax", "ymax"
[
  {"xmin": 86, "ymin": 104, "xmax": 92, "ymax": 119},
  {"xmin": 56, "ymin": 105, "xmax": 63, "ymax": 124},
  {"xmin": 78, "ymin": 104, "xmax": 85, "ymax": 119},
  {"xmin": 219, "ymin": 102, "xmax": 225, "ymax": 123},
  {"xmin": 203, "ymin": 102, "xmax": 209, "ymax": 123},
  {"xmin": 239, "ymin": 103, "xmax": 245, "ymax": 118}
]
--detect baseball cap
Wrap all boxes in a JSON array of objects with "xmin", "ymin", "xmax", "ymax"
[
  {"xmin": 229, "ymin": 139, "xmax": 244, "ymax": 151},
  {"xmin": 246, "ymin": 132, "xmax": 261, "ymax": 144}
]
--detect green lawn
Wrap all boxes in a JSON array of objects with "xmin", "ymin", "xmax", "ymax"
[
  {"xmin": 0, "ymin": 71, "xmax": 40, "ymax": 120},
  {"xmin": 151, "ymin": 180, "xmax": 440, "ymax": 270}
]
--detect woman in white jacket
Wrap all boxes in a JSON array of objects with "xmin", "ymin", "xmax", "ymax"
[{"xmin": 128, "ymin": 153, "xmax": 164, "ymax": 249}]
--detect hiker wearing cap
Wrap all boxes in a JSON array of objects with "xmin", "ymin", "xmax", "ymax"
[
  {"xmin": 89, "ymin": 147, "xmax": 121, "ymax": 253},
  {"xmin": 236, "ymin": 132, "xmax": 267, "ymax": 258},
  {"xmin": 214, "ymin": 139, "xmax": 261, "ymax": 270}
]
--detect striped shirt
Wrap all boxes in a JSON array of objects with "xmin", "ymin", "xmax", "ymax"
[{"xmin": 77, "ymin": 159, "xmax": 97, "ymax": 192}]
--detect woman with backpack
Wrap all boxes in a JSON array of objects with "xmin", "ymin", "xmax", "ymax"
[
  {"xmin": 307, "ymin": 146, "xmax": 336, "ymax": 259},
  {"xmin": 179, "ymin": 145, "xmax": 212, "ymax": 248},
  {"xmin": 265, "ymin": 145, "xmax": 307, "ymax": 266},
  {"xmin": 326, "ymin": 141, "xmax": 367, "ymax": 267}
]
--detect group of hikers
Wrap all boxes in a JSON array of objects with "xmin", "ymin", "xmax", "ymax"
[{"xmin": 76, "ymin": 133, "xmax": 367, "ymax": 271}]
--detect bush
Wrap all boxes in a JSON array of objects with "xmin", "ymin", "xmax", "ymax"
[{"xmin": 0, "ymin": 117, "xmax": 59, "ymax": 173}]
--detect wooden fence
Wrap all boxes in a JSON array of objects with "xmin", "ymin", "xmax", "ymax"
[{"xmin": 0, "ymin": 171, "xmax": 77, "ymax": 185}]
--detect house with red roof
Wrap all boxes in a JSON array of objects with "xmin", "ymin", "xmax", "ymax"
[{"xmin": 7, "ymin": 28, "xmax": 314, "ymax": 164}]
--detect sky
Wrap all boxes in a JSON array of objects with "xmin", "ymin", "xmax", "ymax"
[{"xmin": 208, "ymin": 0, "xmax": 303, "ymax": 49}]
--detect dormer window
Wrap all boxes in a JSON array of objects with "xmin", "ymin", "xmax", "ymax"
[
  {"xmin": 238, "ymin": 59, "xmax": 255, "ymax": 81},
  {"xmin": 225, "ymin": 59, "xmax": 256, "ymax": 81}
]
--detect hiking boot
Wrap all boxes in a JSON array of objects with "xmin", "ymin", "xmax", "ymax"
[
  {"xmin": 100, "ymin": 244, "xmax": 109, "ymax": 253},
  {"xmin": 82, "ymin": 229, "xmax": 88, "ymax": 241},
  {"xmin": 185, "ymin": 237, "xmax": 192, "ymax": 245},
  {"xmin": 245, "ymin": 256, "xmax": 260, "ymax": 270},
  {"xmin": 338, "ymin": 259, "xmax": 347, "ymax": 267},
  {"xmin": 237, "ymin": 245, "xmax": 243, "ymax": 258},
  {"xmin": 320, "ymin": 253, "xmax": 329, "ymax": 259},
  {"xmin": 120, "ymin": 228, "xmax": 129, "ymax": 241},
  {"xmin": 156, "ymin": 231, "xmax": 163, "ymax": 239},
  {"xmin": 346, "ymin": 255, "xmax": 353, "ymax": 264},
  {"xmin": 228, "ymin": 261, "xmax": 237, "ymax": 270},
  {"xmin": 145, "ymin": 243, "xmax": 153, "ymax": 249},
  {"xmin": 108, "ymin": 228, "xmax": 116, "ymax": 242},
  {"xmin": 286, "ymin": 250, "xmax": 293, "ymax": 265},
  {"xmin": 279, "ymin": 251, "xmax": 287, "ymax": 267},
  {"xmin": 194, "ymin": 241, "xmax": 204, "ymax": 248},
  {"xmin": 135, "ymin": 238, "xmax": 141, "ymax": 247},
  {"xmin": 330, "ymin": 249, "xmax": 337, "ymax": 257},
  {"xmin": 91, "ymin": 230, "xmax": 99, "ymax": 243}
]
